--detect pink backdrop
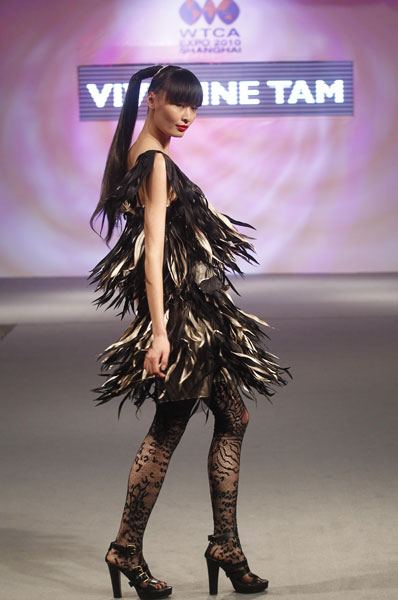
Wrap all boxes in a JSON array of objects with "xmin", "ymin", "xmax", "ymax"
[{"xmin": 0, "ymin": 0, "xmax": 397, "ymax": 276}]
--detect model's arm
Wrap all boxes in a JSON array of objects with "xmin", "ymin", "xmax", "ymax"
[{"xmin": 143, "ymin": 152, "xmax": 170, "ymax": 378}]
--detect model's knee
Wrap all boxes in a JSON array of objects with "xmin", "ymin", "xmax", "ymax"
[
  {"xmin": 151, "ymin": 399, "xmax": 194, "ymax": 441},
  {"xmin": 214, "ymin": 405, "xmax": 249, "ymax": 438},
  {"xmin": 237, "ymin": 407, "xmax": 249, "ymax": 436}
]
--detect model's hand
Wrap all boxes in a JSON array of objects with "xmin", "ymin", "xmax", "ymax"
[{"xmin": 144, "ymin": 333, "xmax": 170, "ymax": 378}]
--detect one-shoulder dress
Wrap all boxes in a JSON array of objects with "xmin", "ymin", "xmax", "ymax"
[{"xmin": 88, "ymin": 150, "xmax": 292, "ymax": 415}]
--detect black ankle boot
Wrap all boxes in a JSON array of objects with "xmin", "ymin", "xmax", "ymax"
[{"xmin": 205, "ymin": 531, "xmax": 269, "ymax": 595}]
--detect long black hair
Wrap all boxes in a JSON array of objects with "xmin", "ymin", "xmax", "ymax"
[{"xmin": 90, "ymin": 64, "xmax": 203, "ymax": 244}]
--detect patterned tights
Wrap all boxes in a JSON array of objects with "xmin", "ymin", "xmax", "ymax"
[{"xmin": 106, "ymin": 380, "xmax": 256, "ymax": 585}]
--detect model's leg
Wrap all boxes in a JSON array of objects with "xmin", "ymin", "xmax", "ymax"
[
  {"xmin": 205, "ymin": 380, "xmax": 265, "ymax": 586},
  {"xmin": 106, "ymin": 398, "xmax": 195, "ymax": 590}
]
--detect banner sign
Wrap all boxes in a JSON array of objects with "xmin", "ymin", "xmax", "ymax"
[{"xmin": 78, "ymin": 61, "xmax": 353, "ymax": 120}]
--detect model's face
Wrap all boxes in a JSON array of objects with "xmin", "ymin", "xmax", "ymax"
[{"xmin": 147, "ymin": 90, "xmax": 198, "ymax": 137}]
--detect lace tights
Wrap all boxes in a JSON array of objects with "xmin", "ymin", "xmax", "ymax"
[{"xmin": 109, "ymin": 380, "xmax": 254, "ymax": 582}]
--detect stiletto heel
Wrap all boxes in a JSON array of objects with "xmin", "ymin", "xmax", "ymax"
[
  {"xmin": 107, "ymin": 562, "xmax": 122, "ymax": 598},
  {"xmin": 206, "ymin": 556, "xmax": 220, "ymax": 595},
  {"xmin": 105, "ymin": 541, "xmax": 172, "ymax": 599},
  {"xmin": 204, "ymin": 531, "xmax": 269, "ymax": 595}
]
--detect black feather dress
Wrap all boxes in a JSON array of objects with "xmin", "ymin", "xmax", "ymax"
[{"xmin": 88, "ymin": 150, "xmax": 292, "ymax": 415}]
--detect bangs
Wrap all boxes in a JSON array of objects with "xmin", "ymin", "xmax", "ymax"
[{"xmin": 162, "ymin": 68, "xmax": 203, "ymax": 107}]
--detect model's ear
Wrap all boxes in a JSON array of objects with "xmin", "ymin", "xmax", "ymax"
[{"xmin": 146, "ymin": 90, "xmax": 156, "ymax": 109}]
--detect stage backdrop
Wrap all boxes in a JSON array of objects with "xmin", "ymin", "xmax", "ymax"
[{"xmin": 0, "ymin": 0, "xmax": 396, "ymax": 276}]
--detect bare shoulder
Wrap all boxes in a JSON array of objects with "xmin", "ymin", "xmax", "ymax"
[
  {"xmin": 151, "ymin": 150, "xmax": 167, "ymax": 171},
  {"xmin": 127, "ymin": 144, "xmax": 167, "ymax": 171},
  {"xmin": 147, "ymin": 152, "xmax": 167, "ymax": 192}
]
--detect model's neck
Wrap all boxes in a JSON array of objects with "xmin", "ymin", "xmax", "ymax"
[{"xmin": 139, "ymin": 120, "xmax": 170, "ymax": 153}]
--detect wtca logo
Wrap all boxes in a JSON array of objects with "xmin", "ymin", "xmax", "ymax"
[{"xmin": 179, "ymin": 0, "xmax": 240, "ymax": 25}]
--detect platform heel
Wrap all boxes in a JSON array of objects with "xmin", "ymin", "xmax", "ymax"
[
  {"xmin": 105, "ymin": 541, "xmax": 172, "ymax": 599},
  {"xmin": 107, "ymin": 562, "xmax": 122, "ymax": 598},
  {"xmin": 206, "ymin": 556, "xmax": 220, "ymax": 595},
  {"xmin": 204, "ymin": 531, "xmax": 269, "ymax": 595}
]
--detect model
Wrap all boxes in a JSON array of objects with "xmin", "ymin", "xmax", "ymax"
[{"xmin": 89, "ymin": 64, "xmax": 292, "ymax": 599}]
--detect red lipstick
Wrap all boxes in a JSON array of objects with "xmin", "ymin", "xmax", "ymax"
[{"xmin": 177, "ymin": 125, "xmax": 188, "ymax": 132}]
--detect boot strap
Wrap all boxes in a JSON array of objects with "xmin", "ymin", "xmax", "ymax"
[
  {"xmin": 208, "ymin": 531, "xmax": 238, "ymax": 543},
  {"xmin": 225, "ymin": 558, "xmax": 250, "ymax": 578},
  {"xmin": 109, "ymin": 541, "xmax": 137, "ymax": 556},
  {"xmin": 127, "ymin": 565, "xmax": 151, "ymax": 585}
]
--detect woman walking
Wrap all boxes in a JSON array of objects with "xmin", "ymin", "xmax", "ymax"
[{"xmin": 89, "ymin": 64, "xmax": 292, "ymax": 599}]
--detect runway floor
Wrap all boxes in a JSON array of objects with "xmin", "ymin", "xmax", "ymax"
[{"xmin": 0, "ymin": 273, "xmax": 397, "ymax": 600}]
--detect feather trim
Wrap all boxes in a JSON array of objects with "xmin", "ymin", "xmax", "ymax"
[{"xmin": 88, "ymin": 150, "xmax": 292, "ymax": 414}]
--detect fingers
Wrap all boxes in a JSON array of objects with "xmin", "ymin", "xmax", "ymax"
[
  {"xmin": 144, "ymin": 361, "xmax": 165, "ymax": 377},
  {"xmin": 144, "ymin": 352, "xmax": 169, "ymax": 377},
  {"xmin": 143, "ymin": 336, "xmax": 170, "ymax": 378},
  {"xmin": 160, "ymin": 356, "xmax": 168, "ymax": 372}
]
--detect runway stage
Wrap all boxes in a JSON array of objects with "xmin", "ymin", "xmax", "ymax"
[{"xmin": 0, "ymin": 273, "xmax": 397, "ymax": 600}]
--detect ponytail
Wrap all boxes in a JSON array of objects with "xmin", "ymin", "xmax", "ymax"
[{"xmin": 90, "ymin": 65, "xmax": 163, "ymax": 244}]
